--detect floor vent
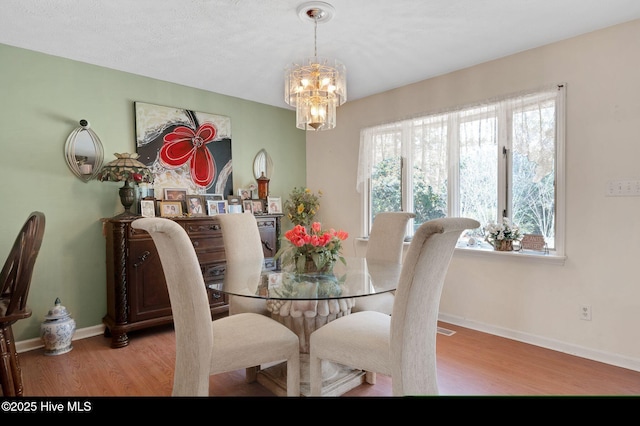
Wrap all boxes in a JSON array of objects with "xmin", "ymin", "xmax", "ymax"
[{"xmin": 437, "ymin": 327, "xmax": 456, "ymax": 336}]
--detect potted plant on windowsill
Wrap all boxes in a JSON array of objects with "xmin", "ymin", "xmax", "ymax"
[{"xmin": 484, "ymin": 217, "xmax": 522, "ymax": 251}]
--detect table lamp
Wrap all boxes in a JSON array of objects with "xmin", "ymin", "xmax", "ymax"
[{"xmin": 96, "ymin": 153, "xmax": 153, "ymax": 218}]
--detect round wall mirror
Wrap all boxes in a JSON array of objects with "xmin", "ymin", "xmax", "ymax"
[
  {"xmin": 64, "ymin": 119, "xmax": 104, "ymax": 182},
  {"xmin": 253, "ymin": 149, "xmax": 273, "ymax": 180}
]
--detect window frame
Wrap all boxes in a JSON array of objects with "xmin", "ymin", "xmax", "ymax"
[{"xmin": 358, "ymin": 84, "xmax": 566, "ymax": 259}]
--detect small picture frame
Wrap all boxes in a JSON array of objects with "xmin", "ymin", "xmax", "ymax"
[
  {"xmin": 228, "ymin": 204, "xmax": 243, "ymax": 214},
  {"xmin": 187, "ymin": 195, "xmax": 206, "ymax": 216},
  {"xmin": 242, "ymin": 199, "xmax": 253, "ymax": 214},
  {"xmin": 227, "ymin": 195, "xmax": 242, "ymax": 205},
  {"xmin": 160, "ymin": 201, "xmax": 183, "ymax": 217},
  {"xmin": 238, "ymin": 188, "xmax": 252, "ymax": 200},
  {"xmin": 207, "ymin": 200, "xmax": 218, "ymax": 216},
  {"xmin": 164, "ymin": 188, "xmax": 187, "ymax": 201},
  {"xmin": 268, "ymin": 272, "xmax": 283, "ymax": 289},
  {"xmin": 216, "ymin": 200, "xmax": 229, "ymax": 214},
  {"xmin": 204, "ymin": 193, "xmax": 224, "ymax": 203},
  {"xmin": 267, "ymin": 196, "xmax": 282, "ymax": 214},
  {"xmin": 252, "ymin": 199, "xmax": 265, "ymax": 215},
  {"xmin": 140, "ymin": 199, "xmax": 156, "ymax": 218}
]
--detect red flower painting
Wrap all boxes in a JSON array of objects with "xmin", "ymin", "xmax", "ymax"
[{"xmin": 159, "ymin": 123, "xmax": 217, "ymax": 188}]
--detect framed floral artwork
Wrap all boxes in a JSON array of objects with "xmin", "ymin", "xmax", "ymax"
[{"xmin": 134, "ymin": 101, "xmax": 233, "ymax": 198}]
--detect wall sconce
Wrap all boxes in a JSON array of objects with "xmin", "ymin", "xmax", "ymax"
[{"xmin": 64, "ymin": 119, "xmax": 104, "ymax": 182}]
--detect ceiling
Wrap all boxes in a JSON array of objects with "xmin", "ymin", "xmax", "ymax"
[{"xmin": 3, "ymin": 0, "xmax": 640, "ymax": 109}]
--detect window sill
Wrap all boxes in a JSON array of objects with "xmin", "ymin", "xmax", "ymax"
[
  {"xmin": 356, "ymin": 237, "xmax": 566, "ymax": 265},
  {"xmin": 454, "ymin": 242, "xmax": 566, "ymax": 266}
]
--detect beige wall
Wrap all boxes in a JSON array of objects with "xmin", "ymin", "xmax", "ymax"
[
  {"xmin": 307, "ymin": 19, "xmax": 640, "ymax": 370},
  {"xmin": 0, "ymin": 44, "xmax": 307, "ymax": 342}
]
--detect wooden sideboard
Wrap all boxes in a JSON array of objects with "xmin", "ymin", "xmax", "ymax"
[{"xmin": 102, "ymin": 214, "xmax": 282, "ymax": 348}]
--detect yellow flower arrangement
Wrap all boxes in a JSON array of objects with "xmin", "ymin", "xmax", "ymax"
[{"xmin": 283, "ymin": 187, "xmax": 322, "ymax": 226}]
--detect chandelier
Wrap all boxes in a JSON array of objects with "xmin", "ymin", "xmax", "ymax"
[{"xmin": 285, "ymin": 2, "xmax": 347, "ymax": 131}]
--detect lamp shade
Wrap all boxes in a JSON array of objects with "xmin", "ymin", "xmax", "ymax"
[
  {"xmin": 96, "ymin": 153, "xmax": 153, "ymax": 184},
  {"xmin": 96, "ymin": 153, "xmax": 153, "ymax": 219}
]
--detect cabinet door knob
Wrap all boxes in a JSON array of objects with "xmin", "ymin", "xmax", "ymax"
[
  {"xmin": 209, "ymin": 224, "xmax": 220, "ymax": 230},
  {"xmin": 192, "ymin": 241, "xmax": 199, "ymax": 247}
]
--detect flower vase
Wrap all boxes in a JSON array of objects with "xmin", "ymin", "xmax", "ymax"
[
  {"xmin": 494, "ymin": 239, "xmax": 513, "ymax": 251},
  {"xmin": 298, "ymin": 257, "xmax": 334, "ymax": 274}
]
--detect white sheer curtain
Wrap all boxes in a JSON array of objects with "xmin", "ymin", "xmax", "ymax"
[
  {"xmin": 356, "ymin": 127, "xmax": 375, "ymax": 194},
  {"xmin": 357, "ymin": 84, "xmax": 565, "ymax": 251},
  {"xmin": 356, "ymin": 123, "xmax": 409, "ymax": 194}
]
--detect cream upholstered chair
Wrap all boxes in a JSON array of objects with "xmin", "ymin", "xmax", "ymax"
[
  {"xmin": 216, "ymin": 212, "xmax": 272, "ymax": 381},
  {"xmin": 351, "ymin": 211, "xmax": 415, "ymax": 315},
  {"xmin": 309, "ymin": 217, "xmax": 479, "ymax": 396},
  {"xmin": 216, "ymin": 212, "xmax": 270, "ymax": 316},
  {"xmin": 131, "ymin": 217, "xmax": 300, "ymax": 397}
]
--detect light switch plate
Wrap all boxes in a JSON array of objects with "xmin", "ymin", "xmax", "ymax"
[{"xmin": 606, "ymin": 180, "xmax": 640, "ymax": 196}]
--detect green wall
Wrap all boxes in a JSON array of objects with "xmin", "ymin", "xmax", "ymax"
[{"xmin": 0, "ymin": 43, "xmax": 307, "ymax": 341}]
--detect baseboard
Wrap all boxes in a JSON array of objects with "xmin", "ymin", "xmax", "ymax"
[
  {"xmin": 19, "ymin": 318, "xmax": 640, "ymax": 374},
  {"xmin": 16, "ymin": 324, "xmax": 106, "ymax": 354},
  {"xmin": 439, "ymin": 313, "xmax": 640, "ymax": 373}
]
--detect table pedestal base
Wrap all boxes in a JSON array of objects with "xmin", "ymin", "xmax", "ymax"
[
  {"xmin": 263, "ymin": 297, "xmax": 364, "ymax": 396},
  {"xmin": 257, "ymin": 355, "xmax": 365, "ymax": 397}
]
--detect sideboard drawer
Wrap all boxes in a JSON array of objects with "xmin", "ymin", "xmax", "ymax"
[
  {"xmin": 184, "ymin": 219, "xmax": 222, "ymax": 236},
  {"xmin": 190, "ymin": 235, "xmax": 225, "ymax": 252}
]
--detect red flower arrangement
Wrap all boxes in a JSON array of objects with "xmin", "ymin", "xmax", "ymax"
[{"xmin": 275, "ymin": 222, "xmax": 349, "ymax": 274}]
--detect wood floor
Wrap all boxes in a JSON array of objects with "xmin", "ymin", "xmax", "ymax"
[{"xmin": 17, "ymin": 321, "xmax": 640, "ymax": 397}]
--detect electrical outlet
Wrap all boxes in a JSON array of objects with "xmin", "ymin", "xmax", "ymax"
[{"xmin": 580, "ymin": 304, "xmax": 592, "ymax": 321}]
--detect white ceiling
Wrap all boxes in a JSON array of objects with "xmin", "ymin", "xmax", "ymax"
[{"xmin": 3, "ymin": 0, "xmax": 640, "ymax": 109}]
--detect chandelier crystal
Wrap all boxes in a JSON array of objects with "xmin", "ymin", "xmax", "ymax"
[{"xmin": 285, "ymin": 2, "xmax": 346, "ymax": 131}]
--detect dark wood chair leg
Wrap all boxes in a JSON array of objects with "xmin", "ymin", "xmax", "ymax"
[
  {"xmin": 0, "ymin": 325, "xmax": 18, "ymax": 396},
  {"xmin": 5, "ymin": 326, "xmax": 23, "ymax": 396},
  {"xmin": 0, "ymin": 212, "xmax": 46, "ymax": 397}
]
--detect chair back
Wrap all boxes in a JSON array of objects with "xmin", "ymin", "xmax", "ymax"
[
  {"xmin": 216, "ymin": 212, "xmax": 267, "ymax": 316},
  {"xmin": 390, "ymin": 217, "xmax": 479, "ymax": 395},
  {"xmin": 215, "ymin": 212, "xmax": 264, "ymax": 264},
  {"xmin": 365, "ymin": 212, "xmax": 415, "ymax": 264},
  {"xmin": 131, "ymin": 218, "xmax": 213, "ymax": 395},
  {"xmin": 0, "ymin": 211, "xmax": 45, "ymax": 321}
]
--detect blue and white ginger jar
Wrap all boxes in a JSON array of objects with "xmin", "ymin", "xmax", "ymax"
[{"xmin": 40, "ymin": 298, "xmax": 76, "ymax": 356}]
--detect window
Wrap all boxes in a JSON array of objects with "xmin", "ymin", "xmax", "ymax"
[{"xmin": 357, "ymin": 84, "xmax": 565, "ymax": 255}]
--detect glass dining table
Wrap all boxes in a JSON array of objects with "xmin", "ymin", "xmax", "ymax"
[{"xmin": 209, "ymin": 256, "xmax": 402, "ymax": 396}]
